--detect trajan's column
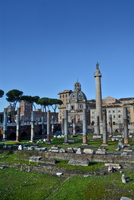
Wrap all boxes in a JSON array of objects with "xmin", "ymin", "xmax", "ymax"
[{"xmin": 94, "ymin": 62, "xmax": 103, "ymax": 134}]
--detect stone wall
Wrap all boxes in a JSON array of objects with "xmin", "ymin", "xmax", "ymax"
[{"xmin": 14, "ymin": 150, "xmax": 134, "ymax": 164}]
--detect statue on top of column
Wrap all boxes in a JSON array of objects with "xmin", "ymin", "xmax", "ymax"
[{"xmin": 96, "ymin": 62, "xmax": 99, "ymax": 69}]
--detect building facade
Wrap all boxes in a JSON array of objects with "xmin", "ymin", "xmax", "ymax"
[
  {"xmin": 19, "ymin": 101, "xmax": 58, "ymax": 122},
  {"xmin": 58, "ymin": 90, "xmax": 72, "ymax": 122},
  {"xmin": 58, "ymin": 81, "xmax": 90, "ymax": 124},
  {"xmin": 90, "ymin": 96, "xmax": 134, "ymax": 125}
]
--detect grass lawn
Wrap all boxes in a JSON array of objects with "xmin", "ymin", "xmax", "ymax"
[
  {"xmin": 47, "ymin": 172, "xmax": 134, "ymax": 200},
  {"xmin": 0, "ymin": 166, "xmax": 134, "ymax": 200},
  {"xmin": 0, "ymin": 167, "xmax": 66, "ymax": 200},
  {"xmin": 0, "ymin": 133, "xmax": 134, "ymax": 200}
]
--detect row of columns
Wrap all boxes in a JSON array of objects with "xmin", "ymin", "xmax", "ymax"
[
  {"xmin": 2, "ymin": 107, "xmax": 129, "ymax": 146},
  {"xmin": 102, "ymin": 107, "xmax": 129, "ymax": 146},
  {"xmin": 2, "ymin": 109, "xmax": 53, "ymax": 142},
  {"xmin": 62, "ymin": 109, "xmax": 87, "ymax": 145}
]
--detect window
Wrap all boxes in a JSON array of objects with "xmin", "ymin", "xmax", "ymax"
[
  {"xmin": 92, "ymin": 116, "xmax": 94, "ymax": 119},
  {"xmin": 118, "ymin": 115, "xmax": 121, "ymax": 118},
  {"xmin": 92, "ymin": 111, "xmax": 94, "ymax": 114},
  {"xmin": 71, "ymin": 106, "xmax": 74, "ymax": 110},
  {"xmin": 113, "ymin": 110, "xmax": 115, "ymax": 113},
  {"xmin": 108, "ymin": 111, "xmax": 111, "ymax": 113},
  {"xmin": 60, "ymin": 95, "xmax": 61, "ymax": 98},
  {"xmin": 113, "ymin": 115, "xmax": 115, "ymax": 119},
  {"xmin": 66, "ymin": 94, "xmax": 67, "ymax": 97},
  {"xmin": 118, "ymin": 110, "xmax": 121, "ymax": 113},
  {"xmin": 63, "ymin": 95, "xmax": 64, "ymax": 98},
  {"xmin": 105, "ymin": 100, "xmax": 107, "ymax": 102}
]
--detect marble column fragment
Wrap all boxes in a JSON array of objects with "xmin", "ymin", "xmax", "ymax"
[
  {"xmin": 51, "ymin": 116, "xmax": 54, "ymax": 135},
  {"xmin": 123, "ymin": 107, "xmax": 129, "ymax": 145},
  {"xmin": 62, "ymin": 118, "xmax": 64, "ymax": 135},
  {"xmin": 41, "ymin": 116, "xmax": 44, "ymax": 135},
  {"xmin": 109, "ymin": 114, "xmax": 112, "ymax": 136},
  {"xmin": 102, "ymin": 109, "xmax": 108, "ymax": 145},
  {"xmin": 3, "ymin": 108, "xmax": 7, "ymax": 141},
  {"xmin": 73, "ymin": 115, "xmax": 76, "ymax": 136},
  {"xmin": 83, "ymin": 109, "xmax": 87, "ymax": 144},
  {"xmin": 16, "ymin": 107, "xmax": 20, "ymax": 141},
  {"xmin": 64, "ymin": 110, "xmax": 68, "ymax": 143},
  {"xmin": 31, "ymin": 111, "xmax": 35, "ymax": 142},
  {"xmin": 47, "ymin": 110, "xmax": 51, "ymax": 143},
  {"xmin": 96, "ymin": 116, "xmax": 100, "ymax": 135}
]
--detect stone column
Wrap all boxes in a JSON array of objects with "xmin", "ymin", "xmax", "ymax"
[
  {"xmin": 123, "ymin": 107, "xmax": 129, "ymax": 145},
  {"xmin": 62, "ymin": 118, "xmax": 64, "ymax": 135},
  {"xmin": 47, "ymin": 110, "xmax": 51, "ymax": 143},
  {"xmin": 41, "ymin": 116, "xmax": 44, "ymax": 135},
  {"xmin": 109, "ymin": 114, "xmax": 112, "ymax": 136},
  {"xmin": 16, "ymin": 107, "xmax": 20, "ymax": 141},
  {"xmin": 31, "ymin": 111, "xmax": 35, "ymax": 142},
  {"xmin": 102, "ymin": 109, "xmax": 108, "ymax": 146},
  {"xmin": 51, "ymin": 116, "xmax": 54, "ymax": 135},
  {"xmin": 83, "ymin": 109, "xmax": 87, "ymax": 144},
  {"xmin": 96, "ymin": 116, "xmax": 100, "ymax": 135},
  {"xmin": 94, "ymin": 63, "xmax": 103, "ymax": 134},
  {"xmin": 73, "ymin": 115, "xmax": 76, "ymax": 136},
  {"xmin": 64, "ymin": 110, "xmax": 68, "ymax": 144},
  {"xmin": 3, "ymin": 108, "xmax": 7, "ymax": 141}
]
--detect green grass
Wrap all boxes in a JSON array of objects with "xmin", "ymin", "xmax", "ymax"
[
  {"xmin": 47, "ymin": 172, "xmax": 134, "ymax": 200},
  {"xmin": 0, "ymin": 167, "xmax": 65, "ymax": 200},
  {"xmin": 0, "ymin": 139, "xmax": 134, "ymax": 200},
  {"xmin": 0, "ymin": 165, "xmax": 134, "ymax": 200},
  {"xmin": 56, "ymin": 159, "xmax": 104, "ymax": 172}
]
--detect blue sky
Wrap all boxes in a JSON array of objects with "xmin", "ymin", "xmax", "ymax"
[{"xmin": 0, "ymin": 0, "xmax": 134, "ymax": 112}]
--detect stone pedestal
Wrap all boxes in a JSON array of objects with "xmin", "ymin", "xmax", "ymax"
[
  {"xmin": 123, "ymin": 107, "xmax": 129, "ymax": 145},
  {"xmin": 31, "ymin": 111, "xmax": 35, "ymax": 142},
  {"xmin": 3, "ymin": 108, "xmax": 7, "ymax": 141},
  {"xmin": 83, "ymin": 109, "xmax": 87, "ymax": 144},
  {"xmin": 47, "ymin": 110, "xmax": 51, "ymax": 143},
  {"xmin": 16, "ymin": 107, "xmax": 20, "ymax": 141}
]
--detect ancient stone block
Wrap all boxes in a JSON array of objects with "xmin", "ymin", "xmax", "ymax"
[
  {"xmin": 59, "ymin": 148, "xmax": 66, "ymax": 153},
  {"xmin": 76, "ymin": 148, "xmax": 82, "ymax": 154},
  {"xmin": 29, "ymin": 156, "xmax": 42, "ymax": 162},
  {"xmin": 96, "ymin": 150, "xmax": 106, "ymax": 155},
  {"xmin": 93, "ymin": 135, "xmax": 101, "ymax": 139},
  {"xmin": 83, "ymin": 149, "xmax": 94, "ymax": 154},
  {"xmin": 120, "ymin": 197, "xmax": 132, "ymax": 200},
  {"xmin": 105, "ymin": 163, "xmax": 121, "ymax": 169},
  {"xmin": 68, "ymin": 158, "xmax": 90, "ymax": 166},
  {"xmin": 18, "ymin": 145, "xmax": 23, "ymax": 150},
  {"xmin": 66, "ymin": 148, "xmax": 75, "ymax": 153},
  {"xmin": 68, "ymin": 140, "xmax": 74, "ymax": 143},
  {"xmin": 51, "ymin": 149, "xmax": 59, "ymax": 153},
  {"xmin": 121, "ymin": 174, "xmax": 126, "ymax": 183}
]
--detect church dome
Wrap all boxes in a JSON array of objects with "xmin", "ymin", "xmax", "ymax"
[{"xmin": 69, "ymin": 80, "xmax": 87, "ymax": 102}]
